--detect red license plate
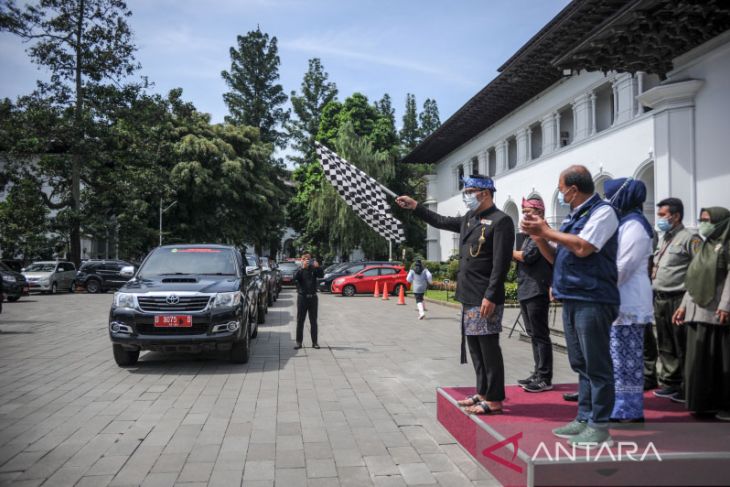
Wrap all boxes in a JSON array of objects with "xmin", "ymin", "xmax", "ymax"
[{"xmin": 154, "ymin": 315, "xmax": 193, "ymax": 327}]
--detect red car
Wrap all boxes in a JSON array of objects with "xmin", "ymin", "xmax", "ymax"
[{"xmin": 331, "ymin": 265, "xmax": 410, "ymax": 297}]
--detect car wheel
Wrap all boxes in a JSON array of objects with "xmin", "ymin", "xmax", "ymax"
[
  {"xmin": 250, "ymin": 318, "xmax": 258, "ymax": 339},
  {"xmin": 393, "ymin": 284, "xmax": 405, "ymax": 296},
  {"xmin": 69, "ymin": 280, "xmax": 75, "ymax": 293},
  {"xmin": 113, "ymin": 345, "xmax": 140, "ymax": 366},
  {"xmin": 267, "ymin": 291, "xmax": 274, "ymax": 307},
  {"xmin": 230, "ymin": 327, "xmax": 250, "ymax": 364},
  {"xmin": 343, "ymin": 285, "xmax": 356, "ymax": 297},
  {"xmin": 257, "ymin": 301, "xmax": 266, "ymax": 324},
  {"xmin": 86, "ymin": 279, "xmax": 101, "ymax": 294},
  {"xmin": 7, "ymin": 296, "xmax": 20, "ymax": 302},
  {"xmin": 51, "ymin": 282, "xmax": 57, "ymax": 294}
]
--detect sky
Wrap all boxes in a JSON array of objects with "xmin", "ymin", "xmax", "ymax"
[{"xmin": 0, "ymin": 0, "xmax": 571, "ymax": 158}]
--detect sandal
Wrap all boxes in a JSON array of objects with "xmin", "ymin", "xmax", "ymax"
[
  {"xmin": 457, "ymin": 394, "xmax": 482, "ymax": 407},
  {"xmin": 468, "ymin": 401, "xmax": 503, "ymax": 415}
]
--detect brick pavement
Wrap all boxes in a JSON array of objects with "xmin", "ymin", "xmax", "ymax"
[{"xmin": 0, "ymin": 290, "xmax": 575, "ymax": 486}]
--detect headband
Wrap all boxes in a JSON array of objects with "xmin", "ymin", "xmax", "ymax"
[
  {"xmin": 522, "ymin": 197, "xmax": 545, "ymax": 211},
  {"xmin": 462, "ymin": 175, "xmax": 496, "ymax": 192}
]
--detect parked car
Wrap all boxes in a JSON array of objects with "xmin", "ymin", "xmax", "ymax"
[
  {"xmin": 318, "ymin": 261, "xmax": 396, "ymax": 293},
  {"xmin": 76, "ymin": 259, "xmax": 135, "ymax": 293},
  {"xmin": 278, "ymin": 261, "xmax": 300, "ymax": 286},
  {"xmin": 22, "ymin": 261, "xmax": 77, "ymax": 294},
  {"xmin": 269, "ymin": 259, "xmax": 283, "ymax": 295},
  {"xmin": 0, "ymin": 261, "xmax": 30, "ymax": 302},
  {"xmin": 245, "ymin": 254, "xmax": 269, "ymax": 324},
  {"xmin": 331, "ymin": 265, "xmax": 410, "ymax": 297},
  {"xmin": 108, "ymin": 244, "xmax": 258, "ymax": 366},
  {"xmin": 259, "ymin": 256, "xmax": 279, "ymax": 305}
]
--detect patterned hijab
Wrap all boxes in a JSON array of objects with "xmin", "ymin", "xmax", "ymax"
[
  {"xmin": 685, "ymin": 207, "xmax": 730, "ymax": 307},
  {"xmin": 604, "ymin": 177, "xmax": 653, "ymax": 238}
]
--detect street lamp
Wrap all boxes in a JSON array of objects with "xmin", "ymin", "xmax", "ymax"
[{"xmin": 159, "ymin": 198, "xmax": 177, "ymax": 246}]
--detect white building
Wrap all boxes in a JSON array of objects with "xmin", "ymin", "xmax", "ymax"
[{"xmin": 403, "ymin": 0, "xmax": 730, "ymax": 262}]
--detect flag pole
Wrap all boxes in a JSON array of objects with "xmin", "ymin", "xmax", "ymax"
[{"xmin": 378, "ymin": 183, "xmax": 398, "ymax": 199}]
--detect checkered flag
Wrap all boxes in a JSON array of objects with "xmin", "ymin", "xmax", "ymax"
[{"xmin": 315, "ymin": 142, "xmax": 405, "ymax": 243}]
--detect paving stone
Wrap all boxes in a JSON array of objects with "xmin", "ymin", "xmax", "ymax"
[
  {"xmin": 364, "ymin": 455, "xmax": 400, "ymax": 476},
  {"xmin": 398, "ymin": 463, "xmax": 437, "ymax": 485},
  {"xmin": 306, "ymin": 457, "xmax": 337, "ymax": 478}
]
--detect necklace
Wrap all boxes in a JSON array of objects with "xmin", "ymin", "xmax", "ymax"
[{"xmin": 469, "ymin": 226, "xmax": 487, "ymax": 257}]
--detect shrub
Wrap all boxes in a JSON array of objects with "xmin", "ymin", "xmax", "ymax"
[
  {"xmin": 505, "ymin": 282, "xmax": 518, "ymax": 303},
  {"xmin": 447, "ymin": 259, "xmax": 460, "ymax": 281}
]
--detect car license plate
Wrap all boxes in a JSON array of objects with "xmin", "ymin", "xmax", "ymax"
[{"xmin": 154, "ymin": 315, "xmax": 193, "ymax": 327}]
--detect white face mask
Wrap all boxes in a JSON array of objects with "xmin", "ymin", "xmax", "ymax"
[{"xmin": 462, "ymin": 192, "xmax": 480, "ymax": 211}]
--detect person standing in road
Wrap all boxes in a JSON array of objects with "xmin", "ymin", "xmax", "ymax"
[
  {"xmin": 651, "ymin": 198, "xmax": 702, "ymax": 403},
  {"xmin": 293, "ymin": 252, "xmax": 324, "ymax": 350},
  {"xmin": 407, "ymin": 259, "xmax": 433, "ymax": 320},
  {"xmin": 522, "ymin": 165, "xmax": 619, "ymax": 448},
  {"xmin": 397, "ymin": 174, "xmax": 515, "ymax": 415},
  {"xmin": 513, "ymin": 195, "xmax": 554, "ymax": 393}
]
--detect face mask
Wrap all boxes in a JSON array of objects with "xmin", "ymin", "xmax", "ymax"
[
  {"xmin": 698, "ymin": 222, "xmax": 716, "ymax": 239},
  {"xmin": 656, "ymin": 218, "xmax": 673, "ymax": 233},
  {"xmin": 557, "ymin": 190, "xmax": 570, "ymax": 207},
  {"xmin": 462, "ymin": 192, "xmax": 480, "ymax": 211}
]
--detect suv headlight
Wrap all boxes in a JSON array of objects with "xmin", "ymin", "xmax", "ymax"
[
  {"xmin": 113, "ymin": 292, "xmax": 136, "ymax": 309},
  {"xmin": 2, "ymin": 274, "xmax": 16, "ymax": 283},
  {"xmin": 213, "ymin": 291, "xmax": 242, "ymax": 309}
]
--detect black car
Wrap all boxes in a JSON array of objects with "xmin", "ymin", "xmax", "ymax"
[
  {"xmin": 0, "ymin": 261, "xmax": 30, "ymax": 302},
  {"xmin": 245, "ymin": 254, "xmax": 269, "ymax": 325},
  {"xmin": 108, "ymin": 244, "xmax": 258, "ymax": 366},
  {"xmin": 76, "ymin": 259, "xmax": 135, "ymax": 293},
  {"xmin": 318, "ymin": 261, "xmax": 395, "ymax": 293},
  {"xmin": 259, "ymin": 256, "xmax": 279, "ymax": 305},
  {"xmin": 278, "ymin": 261, "xmax": 300, "ymax": 286}
]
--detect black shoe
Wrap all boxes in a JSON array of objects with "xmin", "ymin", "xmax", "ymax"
[
  {"xmin": 653, "ymin": 386, "xmax": 680, "ymax": 398},
  {"xmin": 294, "ymin": 343, "xmax": 302, "ymax": 350},
  {"xmin": 644, "ymin": 380, "xmax": 658, "ymax": 391},
  {"xmin": 518, "ymin": 374, "xmax": 536, "ymax": 386},
  {"xmin": 312, "ymin": 343, "xmax": 320, "ymax": 349},
  {"xmin": 523, "ymin": 380, "xmax": 553, "ymax": 393},
  {"xmin": 670, "ymin": 392, "xmax": 686, "ymax": 404},
  {"xmin": 563, "ymin": 392, "xmax": 579, "ymax": 402}
]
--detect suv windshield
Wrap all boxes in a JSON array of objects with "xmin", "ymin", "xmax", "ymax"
[
  {"xmin": 0, "ymin": 262, "xmax": 11, "ymax": 272},
  {"xmin": 139, "ymin": 248, "xmax": 238, "ymax": 277},
  {"xmin": 25, "ymin": 263, "xmax": 56, "ymax": 272},
  {"xmin": 279, "ymin": 262, "xmax": 299, "ymax": 272}
]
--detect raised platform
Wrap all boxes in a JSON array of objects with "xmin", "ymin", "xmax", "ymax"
[{"xmin": 437, "ymin": 384, "xmax": 730, "ymax": 486}]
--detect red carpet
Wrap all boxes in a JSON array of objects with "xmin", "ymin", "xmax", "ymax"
[{"xmin": 437, "ymin": 384, "xmax": 730, "ymax": 487}]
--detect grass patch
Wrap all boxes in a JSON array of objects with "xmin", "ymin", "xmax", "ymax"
[{"xmin": 425, "ymin": 289, "xmax": 459, "ymax": 303}]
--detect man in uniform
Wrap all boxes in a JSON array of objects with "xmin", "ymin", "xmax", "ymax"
[
  {"xmin": 293, "ymin": 252, "xmax": 324, "ymax": 350},
  {"xmin": 397, "ymin": 175, "xmax": 514, "ymax": 415},
  {"xmin": 651, "ymin": 198, "xmax": 702, "ymax": 402}
]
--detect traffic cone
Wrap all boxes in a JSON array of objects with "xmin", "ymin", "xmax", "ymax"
[
  {"xmin": 382, "ymin": 282, "xmax": 389, "ymax": 300},
  {"xmin": 374, "ymin": 280, "xmax": 380, "ymax": 298},
  {"xmin": 397, "ymin": 285, "xmax": 406, "ymax": 305}
]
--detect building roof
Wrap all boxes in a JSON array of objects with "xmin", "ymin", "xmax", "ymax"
[{"xmin": 402, "ymin": 0, "xmax": 730, "ymax": 165}]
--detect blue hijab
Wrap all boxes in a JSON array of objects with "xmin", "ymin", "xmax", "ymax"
[{"xmin": 604, "ymin": 177, "xmax": 653, "ymax": 238}]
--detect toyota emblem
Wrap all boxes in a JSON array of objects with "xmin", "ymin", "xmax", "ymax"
[{"xmin": 166, "ymin": 294, "xmax": 180, "ymax": 305}]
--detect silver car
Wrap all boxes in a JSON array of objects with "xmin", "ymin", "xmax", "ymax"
[{"xmin": 22, "ymin": 261, "xmax": 77, "ymax": 294}]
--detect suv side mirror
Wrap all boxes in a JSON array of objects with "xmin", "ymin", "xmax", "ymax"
[
  {"xmin": 120, "ymin": 266, "xmax": 135, "ymax": 278},
  {"xmin": 246, "ymin": 266, "xmax": 260, "ymax": 277}
]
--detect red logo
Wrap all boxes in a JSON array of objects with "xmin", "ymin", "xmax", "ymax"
[{"xmin": 482, "ymin": 432, "xmax": 523, "ymax": 473}]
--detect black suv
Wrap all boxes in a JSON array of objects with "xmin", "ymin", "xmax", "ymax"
[
  {"xmin": 108, "ymin": 244, "xmax": 258, "ymax": 366},
  {"xmin": 77, "ymin": 259, "xmax": 135, "ymax": 293},
  {"xmin": 0, "ymin": 261, "xmax": 29, "ymax": 302},
  {"xmin": 318, "ymin": 261, "xmax": 395, "ymax": 293}
]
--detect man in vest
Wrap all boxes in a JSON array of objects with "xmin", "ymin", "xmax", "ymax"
[
  {"xmin": 397, "ymin": 175, "xmax": 515, "ymax": 415},
  {"xmin": 522, "ymin": 165, "xmax": 619, "ymax": 448}
]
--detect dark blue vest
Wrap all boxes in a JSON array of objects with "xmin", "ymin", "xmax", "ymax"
[{"xmin": 553, "ymin": 194, "xmax": 620, "ymax": 304}]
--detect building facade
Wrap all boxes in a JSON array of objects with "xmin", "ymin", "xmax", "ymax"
[{"xmin": 404, "ymin": 1, "xmax": 730, "ymax": 261}]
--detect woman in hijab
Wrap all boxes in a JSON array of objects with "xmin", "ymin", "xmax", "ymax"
[
  {"xmin": 604, "ymin": 178, "xmax": 655, "ymax": 422},
  {"xmin": 407, "ymin": 259, "xmax": 433, "ymax": 319},
  {"xmin": 673, "ymin": 207, "xmax": 730, "ymax": 421}
]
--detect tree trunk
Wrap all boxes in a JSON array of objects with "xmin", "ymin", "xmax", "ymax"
[{"xmin": 70, "ymin": 0, "xmax": 86, "ymax": 267}]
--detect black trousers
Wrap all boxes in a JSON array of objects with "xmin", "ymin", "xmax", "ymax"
[
  {"xmin": 520, "ymin": 295, "xmax": 553, "ymax": 381},
  {"xmin": 643, "ymin": 323, "xmax": 659, "ymax": 386},
  {"xmin": 467, "ymin": 334, "xmax": 505, "ymax": 401},
  {"xmin": 296, "ymin": 294, "xmax": 318, "ymax": 344}
]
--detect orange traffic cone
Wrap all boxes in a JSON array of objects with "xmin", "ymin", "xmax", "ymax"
[
  {"xmin": 397, "ymin": 284, "xmax": 406, "ymax": 305},
  {"xmin": 373, "ymin": 280, "xmax": 380, "ymax": 298},
  {"xmin": 382, "ymin": 282, "xmax": 389, "ymax": 300}
]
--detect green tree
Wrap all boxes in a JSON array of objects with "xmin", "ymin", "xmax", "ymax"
[
  {"xmin": 221, "ymin": 27, "xmax": 289, "ymax": 148},
  {"xmin": 287, "ymin": 58, "xmax": 338, "ymax": 167},
  {"xmin": 419, "ymin": 98, "xmax": 441, "ymax": 140},
  {"xmin": 400, "ymin": 93, "xmax": 420, "ymax": 151},
  {"xmin": 375, "ymin": 93, "xmax": 395, "ymax": 128},
  {"xmin": 1, "ymin": 0, "xmax": 140, "ymax": 265},
  {"xmin": 0, "ymin": 175, "xmax": 57, "ymax": 260}
]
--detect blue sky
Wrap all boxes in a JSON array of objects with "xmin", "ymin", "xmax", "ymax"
[{"xmin": 0, "ymin": 0, "xmax": 570, "ymax": 146}]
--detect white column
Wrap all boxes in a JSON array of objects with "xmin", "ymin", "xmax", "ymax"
[
  {"xmin": 590, "ymin": 92, "xmax": 597, "ymax": 135},
  {"xmin": 611, "ymin": 79, "xmax": 620, "ymax": 125},
  {"xmin": 526, "ymin": 127, "xmax": 532, "ymax": 161},
  {"xmin": 572, "ymin": 93, "xmax": 591, "ymax": 142},
  {"xmin": 516, "ymin": 129, "xmax": 528, "ymax": 166},
  {"xmin": 478, "ymin": 149, "xmax": 488, "ymax": 176},
  {"xmin": 553, "ymin": 112, "xmax": 561, "ymax": 150},
  {"xmin": 495, "ymin": 140, "xmax": 507, "ymax": 174},
  {"xmin": 638, "ymin": 79, "xmax": 704, "ymax": 227},
  {"xmin": 636, "ymin": 72, "xmax": 645, "ymax": 116},
  {"xmin": 541, "ymin": 114, "xmax": 556, "ymax": 156},
  {"xmin": 424, "ymin": 174, "xmax": 441, "ymax": 261},
  {"xmin": 614, "ymin": 73, "xmax": 637, "ymax": 124}
]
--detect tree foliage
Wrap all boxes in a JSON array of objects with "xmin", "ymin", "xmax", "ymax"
[
  {"xmin": 419, "ymin": 98, "xmax": 441, "ymax": 140},
  {"xmin": 221, "ymin": 27, "xmax": 289, "ymax": 149},
  {"xmin": 399, "ymin": 93, "xmax": 420, "ymax": 151}
]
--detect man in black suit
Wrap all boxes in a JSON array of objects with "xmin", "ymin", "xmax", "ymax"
[
  {"xmin": 397, "ymin": 175, "xmax": 515, "ymax": 415},
  {"xmin": 293, "ymin": 252, "xmax": 324, "ymax": 350}
]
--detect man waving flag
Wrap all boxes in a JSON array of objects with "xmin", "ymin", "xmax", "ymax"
[{"xmin": 315, "ymin": 142, "xmax": 405, "ymax": 243}]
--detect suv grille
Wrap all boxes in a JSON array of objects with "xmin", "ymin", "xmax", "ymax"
[
  {"xmin": 136, "ymin": 323, "xmax": 210, "ymax": 335},
  {"xmin": 137, "ymin": 295, "xmax": 211, "ymax": 312}
]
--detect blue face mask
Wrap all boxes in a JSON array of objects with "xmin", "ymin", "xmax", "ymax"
[
  {"xmin": 462, "ymin": 192, "xmax": 480, "ymax": 211},
  {"xmin": 656, "ymin": 217, "xmax": 673, "ymax": 232},
  {"xmin": 557, "ymin": 190, "xmax": 569, "ymax": 207}
]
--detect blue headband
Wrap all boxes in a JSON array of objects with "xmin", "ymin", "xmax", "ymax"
[{"xmin": 462, "ymin": 176, "xmax": 496, "ymax": 192}]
